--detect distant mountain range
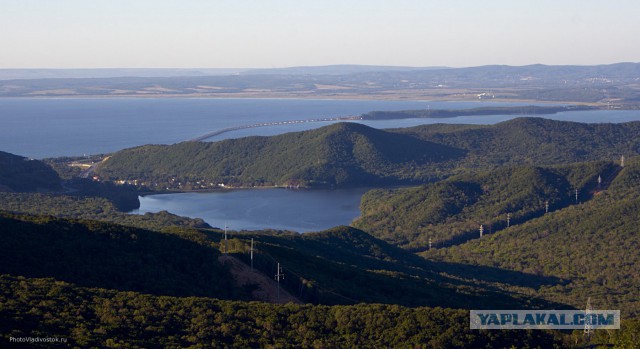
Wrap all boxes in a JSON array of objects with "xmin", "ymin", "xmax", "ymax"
[
  {"xmin": 1, "ymin": 62, "xmax": 637, "ymax": 80},
  {"xmin": 240, "ymin": 64, "xmax": 448, "ymax": 76},
  {"xmin": 0, "ymin": 65, "xmax": 446, "ymax": 80},
  {"xmin": 0, "ymin": 68, "xmax": 246, "ymax": 80}
]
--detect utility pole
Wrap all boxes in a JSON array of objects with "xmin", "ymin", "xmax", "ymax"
[
  {"xmin": 621, "ymin": 155, "xmax": 625, "ymax": 167},
  {"xmin": 507, "ymin": 213, "xmax": 511, "ymax": 228},
  {"xmin": 545, "ymin": 201, "xmax": 549, "ymax": 214},
  {"xmin": 275, "ymin": 263, "xmax": 285, "ymax": 303},
  {"xmin": 479, "ymin": 224, "xmax": 484, "ymax": 238},
  {"xmin": 224, "ymin": 223, "xmax": 228, "ymax": 254},
  {"xmin": 428, "ymin": 237, "xmax": 432, "ymax": 250},
  {"xmin": 598, "ymin": 175, "xmax": 602, "ymax": 189},
  {"xmin": 250, "ymin": 238, "xmax": 254, "ymax": 272},
  {"xmin": 575, "ymin": 188, "xmax": 579, "ymax": 204}
]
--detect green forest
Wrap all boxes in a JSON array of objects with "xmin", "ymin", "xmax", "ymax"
[
  {"xmin": 94, "ymin": 118, "xmax": 640, "ymax": 191},
  {"xmin": 2, "ymin": 117, "xmax": 640, "ymax": 347},
  {"xmin": 354, "ymin": 161, "xmax": 617, "ymax": 250}
]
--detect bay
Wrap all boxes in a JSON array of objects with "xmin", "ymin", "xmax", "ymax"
[
  {"xmin": 133, "ymin": 188, "xmax": 370, "ymax": 233},
  {"xmin": 0, "ymin": 97, "xmax": 579, "ymax": 159},
  {"xmin": 4, "ymin": 97, "xmax": 639, "ymax": 232}
]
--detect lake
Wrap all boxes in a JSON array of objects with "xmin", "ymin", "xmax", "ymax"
[{"xmin": 133, "ymin": 188, "xmax": 370, "ymax": 233}]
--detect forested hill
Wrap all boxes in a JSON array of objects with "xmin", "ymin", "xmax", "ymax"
[
  {"xmin": 1, "ymin": 210, "xmax": 637, "ymax": 346},
  {"xmin": 228, "ymin": 225, "xmax": 557, "ymax": 308},
  {"xmin": 0, "ymin": 150, "xmax": 140, "ymax": 211},
  {"xmin": 424, "ymin": 156, "xmax": 640, "ymax": 317},
  {"xmin": 0, "ymin": 207, "xmax": 557, "ymax": 310},
  {"xmin": 0, "ymin": 275, "xmax": 566, "ymax": 348},
  {"xmin": 395, "ymin": 117, "xmax": 640, "ymax": 167},
  {"xmin": 0, "ymin": 212, "xmax": 238, "ymax": 299},
  {"xmin": 354, "ymin": 161, "xmax": 617, "ymax": 250},
  {"xmin": 96, "ymin": 118, "xmax": 640, "ymax": 190},
  {"xmin": 0, "ymin": 151, "xmax": 61, "ymax": 192},
  {"xmin": 95, "ymin": 122, "xmax": 464, "ymax": 188},
  {"xmin": 351, "ymin": 156, "xmax": 640, "ymax": 317}
]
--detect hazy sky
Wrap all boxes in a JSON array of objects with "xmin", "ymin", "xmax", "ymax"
[{"xmin": 1, "ymin": 0, "xmax": 638, "ymax": 68}]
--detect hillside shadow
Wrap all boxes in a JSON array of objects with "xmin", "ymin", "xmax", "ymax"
[
  {"xmin": 222, "ymin": 229, "xmax": 569, "ymax": 310},
  {"xmin": 0, "ymin": 214, "xmax": 238, "ymax": 299},
  {"xmin": 426, "ymin": 260, "xmax": 567, "ymax": 289}
]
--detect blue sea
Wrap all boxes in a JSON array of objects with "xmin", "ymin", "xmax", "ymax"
[{"xmin": 4, "ymin": 98, "xmax": 636, "ymax": 159}]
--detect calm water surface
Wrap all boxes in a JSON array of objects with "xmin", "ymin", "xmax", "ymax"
[
  {"xmin": 133, "ymin": 188, "xmax": 370, "ymax": 233},
  {"xmin": 0, "ymin": 98, "xmax": 598, "ymax": 159}
]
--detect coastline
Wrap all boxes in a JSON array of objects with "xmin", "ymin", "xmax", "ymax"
[{"xmin": 0, "ymin": 92, "xmax": 608, "ymax": 107}]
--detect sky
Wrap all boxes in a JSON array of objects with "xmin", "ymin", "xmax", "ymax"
[{"xmin": 1, "ymin": 0, "xmax": 639, "ymax": 68}]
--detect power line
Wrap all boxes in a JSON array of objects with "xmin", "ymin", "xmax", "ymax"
[
  {"xmin": 275, "ymin": 262, "xmax": 284, "ymax": 303},
  {"xmin": 244, "ymin": 237, "xmax": 361, "ymax": 304},
  {"xmin": 224, "ymin": 223, "xmax": 228, "ymax": 254}
]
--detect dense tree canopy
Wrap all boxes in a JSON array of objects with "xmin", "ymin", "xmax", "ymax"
[
  {"xmin": 94, "ymin": 118, "xmax": 640, "ymax": 191},
  {"xmin": 0, "ymin": 151, "xmax": 61, "ymax": 192},
  {"xmin": 354, "ymin": 161, "xmax": 618, "ymax": 250}
]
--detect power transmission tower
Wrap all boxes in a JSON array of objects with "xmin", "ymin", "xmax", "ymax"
[
  {"xmin": 621, "ymin": 154, "xmax": 625, "ymax": 167},
  {"xmin": 479, "ymin": 224, "xmax": 484, "ymax": 238},
  {"xmin": 507, "ymin": 213, "xmax": 511, "ymax": 228},
  {"xmin": 428, "ymin": 237, "xmax": 432, "ymax": 250},
  {"xmin": 584, "ymin": 297, "xmax": 593, "ymax": 340},
  {"xmin": 275, "ymin": 263, "xmax": 285, "ymax": 303},
  {"xmin": 545, "ymin": 201, "xmax": 549, "ymax": 214},
  {"xmin": 250, "ymin": 238, "xmax": 254, "ymax": 272},
  {"xmin": 575, "ymin": 188, "xmax": 579, "ymax": 204}
]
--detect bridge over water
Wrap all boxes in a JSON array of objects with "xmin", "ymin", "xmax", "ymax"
[{"xmin": 188, "ymin": 116, "xmax": 362, "ymax": 142}]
